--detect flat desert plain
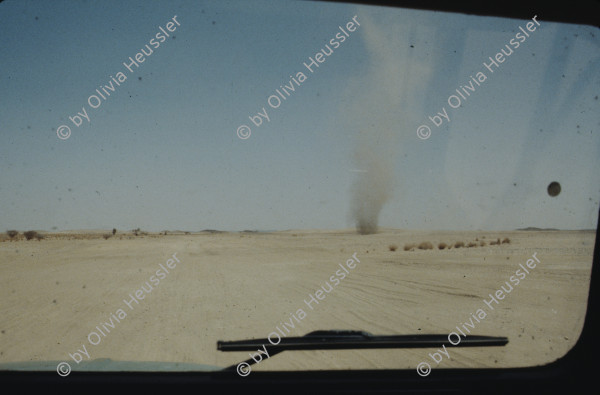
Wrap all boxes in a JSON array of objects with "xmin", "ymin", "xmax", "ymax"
[{"xmin": 0, "ymin": 229, "xmax": 595, "ymax": 372}]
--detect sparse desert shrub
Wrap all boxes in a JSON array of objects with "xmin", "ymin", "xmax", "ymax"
[
  {"xmin": 502, "ymin": 237, "xmax": 511, "ymax": 244},
  {"xmin": 35, "ymin": 233, "xmax": 44, "ymax": 241},
  {"xmin": 418, "ymin": 241, "xmax": 433, "ymax": 250},
  {"xmin": 489, "ymin": 240, "xmax": 498, "ymax": 245},
  {"xmin": 480, "ymin": 241, "xmax": 486, "ymax": 246},
  {"xmin": 112, "ymin": 228, "xmax": 117, "ymax": 235},
  {"xmin": 24, "ymin": 231, "xmax": 38, "ymax": 240},
  {"xmin": 454, "ymin": 241, "xmax": 465, "ymax": 248},
  {"xmin": 404, "ymin": 243, "xmax": 415, "ymax": 251},
  {"xmin": 103, "ymin": 234, "xmax": 111, "ymax": 239},
  {"xmin": 389, "ymin": 244, "xmax": 398, "ymax": 251},
  {"xmin": 438, "ymin": 242, "xmax": 447, "ymax": 250},
  {"xmin": 6, "ymin": 230, "xmax": 18, "ymax": 239},
  {"xmin": 467, "ymin": 242, "xmax": 477, "ymax": 248}
]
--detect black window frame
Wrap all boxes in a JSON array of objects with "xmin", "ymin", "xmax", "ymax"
[{"xmin": 1, "ymin": 1, "xmax": 598, "ymax": 392}]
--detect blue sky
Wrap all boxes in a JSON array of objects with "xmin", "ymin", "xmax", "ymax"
[{"xmin": 1, "ymin": 0, "xmax": 599, "ymax": 232}]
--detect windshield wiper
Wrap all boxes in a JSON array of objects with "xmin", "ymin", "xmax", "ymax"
[{"xmin": 218, "ymin": 330, "xmax": 508, "ymax": 371}]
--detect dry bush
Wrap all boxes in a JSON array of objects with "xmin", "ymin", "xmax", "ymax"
[
  {"xmin": 24, "ymin": 231, "xmax": 38, "ymax": 240},
  {"xmin": 389, "ymin": 244, "xmax": 398, "ymax": 252},
  {"xmin": 35, "ymin": 233, "xmax": 44, "ymax": 241},
  {"xmin": 403, "ymin": 243, "xmax": 415, "ymax": 251},
  {"xmin": 103, "ymin": 234, "xmax": 112, "ymax": 239},
  {"xmin": 480, "ymin": 241, "xmax": 486, "ymax": 246},
  {"xmin": 438, "ymin": 242, "xmax": 447, "ymax": 250},
  {"xmin": 502, "ymin": 237, "xmax": 511, "ymax": 244},
  {"xmin": 418, "ymin": 241, "xmax": 433, "ymax": 250},
  {"xmin": 489, "ymin": 240, "xmax": 498, "ymax": 245},
  {"xmin": 112, "ymin": 228, "xmax": 117, "ymax": 235},
  {"xmin": 454, "ymin": 241, "xmax": 465, "ymax": 248},
  {"xmin": 467, "ymin": 242, "xmax": 477, "ymax": 248},
  {"xmin": 6, "ymin": 230, "xmax": 18, "ymax": 239}
]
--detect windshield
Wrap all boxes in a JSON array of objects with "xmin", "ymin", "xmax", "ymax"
[{"xmin": 0, "ymin": 0, "xmax": 598, "ymax": 377}]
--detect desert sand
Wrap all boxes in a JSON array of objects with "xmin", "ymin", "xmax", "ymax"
[{"xmin": 0, "ymin": 229, "xmax": 595, "ymax": 373}]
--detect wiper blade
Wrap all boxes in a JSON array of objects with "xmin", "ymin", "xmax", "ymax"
[
  {"xmin": 218, "ymin": 329, "xmax": 508, "ymax": 351},
  {"xmin": 218, "ymin": 330, "xmax": 508, "ymax": 370}
]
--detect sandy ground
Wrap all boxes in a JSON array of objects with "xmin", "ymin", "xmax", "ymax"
[{"xmin": 0, "ymin": 229, "xmax": 595, "ymax": 373}]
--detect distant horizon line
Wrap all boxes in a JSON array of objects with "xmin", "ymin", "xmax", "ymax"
[{"xmin": 3, "ymin": 227, "xmax": 596, "ymax": 234}]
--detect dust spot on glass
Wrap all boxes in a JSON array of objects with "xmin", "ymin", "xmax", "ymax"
[{"xmin": 547, "ymin": 182, "xmax": 561, "ymax": 197}]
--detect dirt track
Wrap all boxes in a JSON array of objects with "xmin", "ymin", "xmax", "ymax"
[{"xmin": 0, "ymin": 229, "xmax": 594, "ymax": 372}]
